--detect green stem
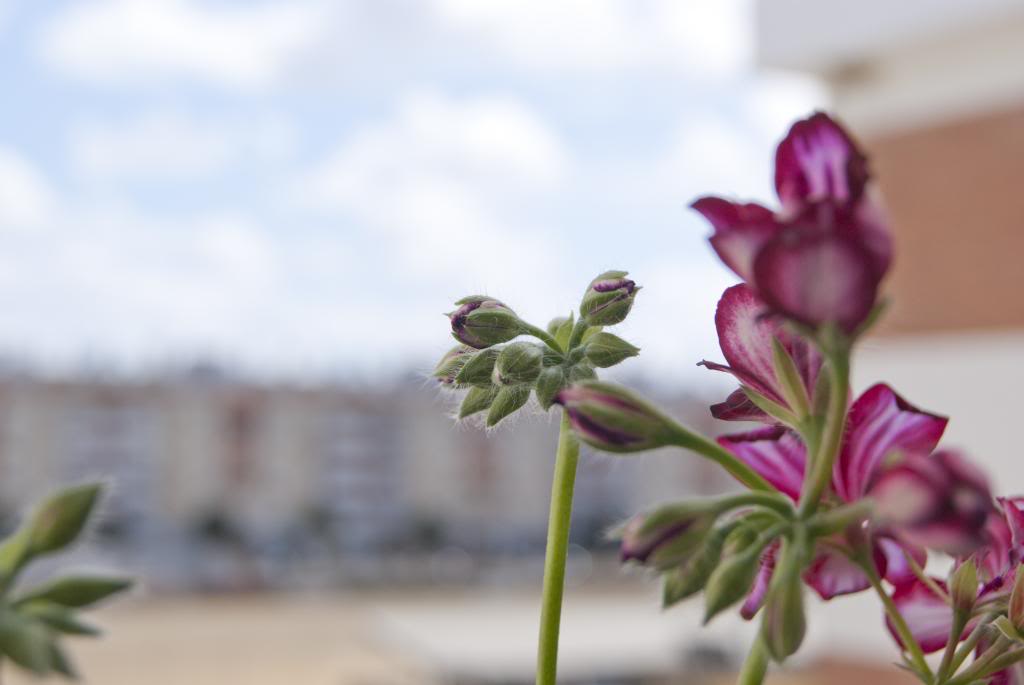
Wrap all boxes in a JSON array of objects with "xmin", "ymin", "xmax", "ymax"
[
  {"xmin": 798, "ymin": 352, "xmax": 849, "ymax": 518},
  {"xmin": 667, "ymin": 426, "xmax": 775, "ymax": 492},
  {"xmin": 946, "ymin": 636, "xmax": 1011, "ymax": 685},
  {"xmin": 903, "ymin": 550, "xmax": 950, "ymax": 603},
  {"xmin": 854, "ymin": 553, "xmax": 932, "ymax": 679},
  {"xmin": 737, "ymin": 635, "xmax": 770, "ymax": 685},
  {"xmin": 936, "ymin": 610, "xmax": 969, "ymax": 683},
  {"xmin": 522, "ymin": 323, "xmax": 564, "ymax": 354},
  {"xmin": 536, "ymin": 412, "xmax": 581, "ymax": 685},
  {"xmin": 949, "ymin": 612, "xmax": 998, "ymax": 675},
  {"xmin": 806, "ymin": 499, "xmax": 873, "ymax": 536}
]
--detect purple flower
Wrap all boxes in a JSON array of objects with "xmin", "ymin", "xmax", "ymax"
[
  {"xmin": 692, "ymin": 112, "xmax": 891, "ymax": 333},
  {"xmin": 700, "ymin": 284, "xmax": 822, "ymax": 422},
  {"xmin": 869, "ymin": 450, "xmax": 993, "ymax": 557},
  {"xmin": 619, "ymin": 506, "xmax": 713, "ymax": 570},
  {"xmin": 717, "ymin": 384, "xmax": 948, "ymax": 605}
]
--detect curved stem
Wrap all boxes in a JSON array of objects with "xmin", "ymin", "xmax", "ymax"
[
  {"xmin": 798, "ymin": 352, "xmax": 849, "ymax": 517},
  {"xmin": 737, "ymin": 635, "xmax": 770, "ymax": 685},
  {"xmin": 949, "ymin": 611, "xmax": 999, "ymax": 675},
  {"xmin": 854, "ymin": 553, "xmax": 932, "ymax": 679},
  {"xmin": 536, "ymin": 412, "xmax": 580, "ymax": 685},
  {"xmin": 667, "ymin": 426, "xmax": 775, "ymax": 492},
  {"xmin": 521, "ymin": 323, "xmax": 564, "ymax": 354},
  {"xmin": 946, "ymin": 636, "xmax": 1011, "ymax": 685}
]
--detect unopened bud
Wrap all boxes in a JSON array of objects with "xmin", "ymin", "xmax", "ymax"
[
  {"xmin": 493, "ymin": 342, "xmax": 543, "ymax": 385},
  {"xmin": 950, "ymin": 559, "xmax": 978, "ymax": 616},
  {"xmin": 662, "ymin": 522, "xmax": 736, "ymax": 607},
  {"xmin": 433, "ymin": 345, "xmax": 473, "ymax": 385},
  {"xmin": 584, "ymin": 332, "xmax": 640, "ymax": 368},
  {"xmin": 567, "ymin": 362, "xmax": 597, "ymax": 382},
  {"xmin": 1010, "ymin": 566, "xmax": 1024, "ymax": 632},
  {"xmin": 703, "ymin": 543, "xmax": 763, "ymax": 623},
  {"xmin": 619, "ymin": 502, "xmax": 716, "ymax": 570},
  {"xmin": 448, "ymin": 296, "xmax": 522, "ymax": 349},
  {"xmin": 458, "ymin": 386, "xmax": 499, "ymax": 419},
  {"xmin": 761, "ymin": 565, "xmax": 806, "ymax": 662},
  {"xmin": 535, "ymin": 367, "xmax": 567, "ymax": 411},
  {"xmin": 486, "ymin": 385, "xmax": 531, "ymax": 427},
  {"xmin": 579, "ymin": 271, "xmax": 639, "ymax": 326},
  {"xmin": 554, "ymin": 381, "xmax": 675, "ymax": 453},
  {"xmin": 454, "ymin": 348, "xmax": 500, "ymax": 387}
]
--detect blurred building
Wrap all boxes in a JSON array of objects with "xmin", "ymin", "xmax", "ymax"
[
  {"xmin": 0, "ymin": 371, "xmax": 724, "ymax": 591},
  {"xmin": 757, "ymin": 0, "xmax": 1024, "ymax": 485}
]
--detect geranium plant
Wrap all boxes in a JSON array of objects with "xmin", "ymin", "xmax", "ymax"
[{"xmin": 437, "ymin": 112, "xmax": 1019, "ymax": 685}]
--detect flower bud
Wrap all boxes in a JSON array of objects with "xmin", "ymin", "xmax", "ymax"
[
  {"xmin": 870, "ymin": 450, "xmax": 993, "ymax": 556},
  {"xmin": 949, "ymin": 559, "xmax": 978, "ymax": 616},
  {"xmin": 554, "ymin": 381, "xmax": 676, "ymax": 453},
  {"xmin": 761, "ymin": 564, "xmax": 806, "ymax": 662},
  {"xmin": 493, "ymin": 342, "xmax": 543, "ymax": 385},
  {"xmin": 619, "ymin": 503, "xmax": 716, "ymax": 570},
  {"xmin": 579, "ymin": 271, "xmax": 639, "ymax": 326},
  {"xmin": 486, "ymin": 385, "xmax": 531, "ymax": 427},
  {"xmin": 433, "ymin": 345, "xmax": 473, "ymax": 385},
  {"xmin": 458, "ymin": 385, "xmax": 499, "ymax": 419},
  {"xmin": 703, "ymin": 543, "xmax": 763, "ymax": 623},
  {"xmin": 1009, "ymin": 566, "xmax": 1024, "ymax": 633},
  {"xmin": 454, "ymin": 348, "xmax": 500, "ymax": 387},
  {"xmin": 535, "ymin": 367, "xmax": 567, "ymax": 411},
  {"xmin": 567, "ymin": 362, "xmax": 597, "ymax": 382},
  {"xmin": 584, "ymin": 332, "xmax": 640, "ymax": 368},
  {"xmin": 662, "ymin": 522, "xmax": 736, "ymax": 608},
  {"xmin": 448, "ymin": 296, "xmax": 522, "ymax": 349}
]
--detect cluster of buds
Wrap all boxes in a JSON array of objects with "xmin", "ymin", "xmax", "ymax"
[{"xmin": 433, "ymin": 271, "xmax": 641, "ymax": 426}]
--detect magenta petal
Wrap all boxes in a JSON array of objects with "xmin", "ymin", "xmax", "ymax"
[
  {"xmin": 741, "ymin": 542, "xmax": 777, "ymax": 620},
  {"xmin": 707, "ymin": 284, "xmax": 787, "ymax": 401},
  {"xmin": 692, "ymin": 197, "xmax": 777, "ymax": 282},
  {"xmin": 717, "ymin": 427, "xmax": 806, "ymax": 500},
  {"xmin": 803, "ymin": 549, "xmax": 870, "ymax": 600},
  {"xmin": 774, "ymin": 112, "xmax": 869, "ymax": 211},
  {"xmin": 833, "ymin": 384, "xmax": 948, "ymax": 502},
  {"xmin": 709, "ymin": 387, "xmax": 769, "ymax": 422},
  {"xmin": 753, "ymin": 230, "xmax": 879, "ymax": 332},
  {"xmin": 887, "ymin": 579, "xmax": 954, "ymax": 654},
  {"xmin": 876, "ymin": 536, "xmax": 927, "ymax": 588}
]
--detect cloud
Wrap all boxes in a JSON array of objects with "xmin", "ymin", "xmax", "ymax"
[
  {"xmin": 292, "ymin": 90, "xmax": 570, "ymax": 281},
  {"xmin": 36, "ymin": 0, "xmax": 325, "ymax": 90},
  {"xmin": 431, "ymin": 0, "xmax": 751, "ymax": 76},
  {"xmin": 69, "ymin": 110, "xmax": 295, "ymax": 180},
  {"xmin": 0, "ymin": 146, "xmax": 56, "ymax": 231}
]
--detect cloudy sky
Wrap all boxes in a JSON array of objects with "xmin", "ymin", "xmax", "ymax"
[{"xmin": 0, "ymin": 0, "xmax": 824, "ymax": 383}]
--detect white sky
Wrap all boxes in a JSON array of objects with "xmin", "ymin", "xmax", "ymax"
[{"xmin": 0, "ymin": 0, "xmax": 825, "ymax": 384}]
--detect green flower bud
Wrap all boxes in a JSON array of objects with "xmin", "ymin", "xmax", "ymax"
[
  {"xmin": 579, "ymin": 271, "xmax": 639, "ymax": 326},
  {"xmin": 584, "ymin": 332, "xmax": 640, "ymax": 368},
  {"xmin": 433, "ymin": 345, "xmax": 474, "ymax": 386},
  {"xmin": 493, "ymin": 342, "xmax": 543, "ymax": 385},
  {"xmin": 550, "ymin": 313, "xmax": 575, "ymax": 350},
  {"xmin": 703, "ymin": 542, "xmax": 764, "ymax": 624},
  {"xmin": 448, "ymin": 296, "xmax": 522, "ymax": 349},
  {"xmin": 535, "ymin": 367, "xmax": 567, "ymax": 411},
  {"xmin": 619, "ymin": 502, "xmax": 718, "ymax": 570},
  {"xmin": 486, "ymin": 385, "xmax": 531, "ymax": 427},
  {"xmin": 554, "ymin": 381, "xmax": 677, "ymax": 453},
  {"xmin": 567, "ymin": 362, "xmax": 597, "ymax": 382},
  {"xmin": 949, "ymin": 559, "xmax": 978, "ymax": 617},
  {"xmin": 458, "ymin": 386, "xmax": 500, "ymax": 418},
  {"xmin": 1009, "ymin": 566, "xmax": 1024, "ymax": 633},
  {"xmin": 761, "ymin": 563, "xmax": 806, "ymax": 662},
  {"xmin": 454, "ymin": 348, "xmax": 500, "ymax": 387},
  {"xmin": 662, "ymin": 523, "xmax": 738, "ymax": 608},
  {"xmin": 28, "ymin": 483, "xmax": 102, "ymax": 556}
]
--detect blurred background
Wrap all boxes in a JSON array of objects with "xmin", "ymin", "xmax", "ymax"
[{"xmin": 1, "ymin": 0, "xmax": 1023, "ymax": 682}]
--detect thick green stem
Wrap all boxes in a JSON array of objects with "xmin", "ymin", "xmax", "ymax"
[
  {"xmin": 798, "ymin": 352, "xmax": 849, "ymax": 517},
  {"xmin": 536, "ymin": 412, "xmax": 581, "ymax": 685},
  {"xmin": 946, "ymin": 636, "xmax": 1011, "ymax": 685},
  {"xmin": 737, "ymin": 636, "xmax": 770, "ymax": 685},
  {"xmin": 667, "ymin": 426, "xmax": 775, "ymax": 492},
  {"xmin": 936, "ymin": 610, "xmax": 969, "ymax": 683},
  {"xmin": 855, "ymin": 554, "xmax": 932, "ymax": 679},
  {"xmin": 521, "ymin": 323, "xmax": 565, "ymax": 354},
  {"xmin": 949, "ymin": 611, "xmax": 998, "ymax": 676}
]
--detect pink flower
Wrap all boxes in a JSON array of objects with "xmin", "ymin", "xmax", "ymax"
[
  {"xmin": 700, "ymin": 284, "xmax": 821, "ymax": 422},
  {"xmin": 692, "ymin": 112, "xmax": 891, "ymax": 333},
  {"xmin": 717, "ymin": 384, "xmax": 947, "ymax": 606},
  {"xmin": 870, "ymin": 450, "xmax": 993, "ymax": 557}
]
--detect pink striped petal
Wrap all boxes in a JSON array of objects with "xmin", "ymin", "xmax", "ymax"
[
  {"xmin": 887, "ymin": 579, "xmax": 954, "ymax": 654},
  {"xmin": 709, "ymin": 387, "xmax": 769, "ymax": 422},
  {"xmin": 876, "ymin": 536, "xmax": 927, "ymax": 588},
  {"xmin": 833, "ymin": 384, "xmax": 948, "ymax": 502},
  {"xmin": 774, "ymin": 112, "xmax": 868, "ymax": 212},
  {"xmin": 803, "ymin": 548, "xmax": 870, "ymax": 600},
  {"xmin": 753, "ymin": 230, "xmax": 879, "ymax": 333},
  {"xmin": 741, "ymin": 541, "xmax": 778, "ymax": 620},
  {"xmin": 692, "ymin": 197, "xmax": 777, "ymax": 282},
  {"xmin": 717, "ymin": 427, "xmax": 806, "ymax": 500}
]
